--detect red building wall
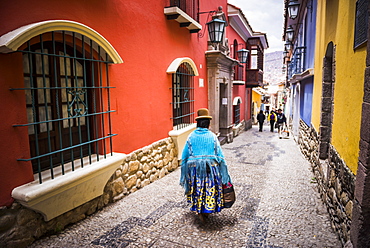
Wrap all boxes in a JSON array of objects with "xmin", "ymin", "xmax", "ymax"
[
  {"xmin": 0, "ymin": 0, "xmax": 228, "ymax": 205},
  {"xmin": 226, "ymin": 25, "xmax": 248, "ymax": 123}
]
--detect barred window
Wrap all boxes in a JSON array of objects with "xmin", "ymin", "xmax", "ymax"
[
  {"xmin": 15, "ymin": 31, "xmax": 116, "ymax": 183},
  {"xmin": 354, "ymin": 0, "xmax": 368, "ymax": 49},
  {"xmin": 171, "ymin": 62, "xmax": 195, "ymax": 130}
]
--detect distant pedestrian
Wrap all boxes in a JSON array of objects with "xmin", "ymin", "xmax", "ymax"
[
  {"xmin": 276, "ymin": 109, "xmax": 287, "ymax": 139},
  {"xmin": 268, "ymin": 110, "xmax": 277, "ymax": 132},
  {"xmin": 257, "ymin": 110, "xmax": 265, "ymax": 132},
  {"xmin": 180, "ymin": 108, "xmax": 232, "ymax": 222}
]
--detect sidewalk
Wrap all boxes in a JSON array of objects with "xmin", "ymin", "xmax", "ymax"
[{"xmin": 29, "ymin": 124, "xmax": 342, "ymax": 248}]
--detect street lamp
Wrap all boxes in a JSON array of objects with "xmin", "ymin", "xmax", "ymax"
[
  {"xmin": 285, "ymin": 41, "xmax": 292, "ymax": 51},
  {"xmin": 237, "ymin": 48, "xmax": 249, "ymax": 63},
  {"xmin": 206, "ymin": 18, "xmax": 226, "ymax": 43},
  {"xmin": 287, "ymin": 0, "xmax": 300, "ymax": 20},
  {"xmin": 286, "ymin": 26, "xmax": 294, "ymax": 41}
]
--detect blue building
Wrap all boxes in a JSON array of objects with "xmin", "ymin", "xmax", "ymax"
[{"xmin": 283, "ymin": 0, "xmax": 317, "ymax": 135}]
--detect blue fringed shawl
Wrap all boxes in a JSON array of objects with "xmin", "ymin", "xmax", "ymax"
[{"xmin": 179, "ymin": 127, "xmax": 232, "ymax": 193}]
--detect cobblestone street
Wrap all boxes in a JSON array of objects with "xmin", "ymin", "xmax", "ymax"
[{"xmin": 29, "ymin": 124, "xmax": 342, "ymax": 248}]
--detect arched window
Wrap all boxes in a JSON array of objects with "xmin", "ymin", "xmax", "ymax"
[
  {"xmin": 17, "ymin": 31, "xmax": 117, "ymax": 182},
  {"xmin": 172, "ymin": 62, "xmax": 195, "ymax": 130},
  {"xmin": 233, "ymin": 97, "xmax": 242, "ymax": 125}
]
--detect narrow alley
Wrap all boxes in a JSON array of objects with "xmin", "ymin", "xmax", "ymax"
[{"xmin": 29, "ymin": 124, "xmax": 342, "ymax": 248}]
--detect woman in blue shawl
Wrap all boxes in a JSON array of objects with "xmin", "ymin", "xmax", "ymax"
[{"xmin": 180, "ymin": 108, "xmax": 232, "ymax": 221}]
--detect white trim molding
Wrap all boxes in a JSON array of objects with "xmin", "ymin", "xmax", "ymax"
[
  {"xmin": 0, "ymin": 20, "xmax": 123, "ymax": 64},
  {"xmin": 232, "ymin": 96, "xmax": 242, "ymax": 105},
  {"xmin": 12, "ymin": 153, "xmax": 126, "ymax": 221},
  {"xmin": 166, "ymin": 57, "xmax": 199, "ymax": 76},
  {"xmin": 168, "ymin": 123, "xmax": 196, "ymax": 159}
]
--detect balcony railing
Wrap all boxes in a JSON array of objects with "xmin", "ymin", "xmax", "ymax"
[
  {"xmin": 233, "ymin": 64, "xmax": 244, "ymax": 84},
  {"xmin": 288, "ymin": 46, "xmax": 306, "ymax": 79},
  {"xmin": 164, "ymin": 0, "xmax": 201, "ymax": 33},
  {"xmin": 246, "ymin": 69, "xmax": 263, "ymax": 88},
  {"xmin": 166, "ymin": 0, "xmax": 198, "ymax": 22}
]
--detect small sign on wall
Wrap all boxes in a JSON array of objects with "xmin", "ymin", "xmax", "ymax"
[
  {"xmin": 199, "ymin": 78, "xmax": 204, "ymax": 87},
  {"xmin": 222, "ymin": 98, "xmax": 228, "ymax": 105}
]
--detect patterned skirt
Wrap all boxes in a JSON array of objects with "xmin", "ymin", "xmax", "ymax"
[{"xmin": 186, "ymin": 162, "xmax": 224, "ymax": 213}]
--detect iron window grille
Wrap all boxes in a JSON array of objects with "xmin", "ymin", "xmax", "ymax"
[
  {"xmin": 354, "ymin": 0, "xmax": 368, "ymax": 49},
  {"xmin": 233, "ymin": 99, "xmax": 241, "ymax": 125},
  {"xmin": 11, "ymin": 31, "xmax": 117, "ymax": 183},
  {"xmin": 171, "ymin": 62, "xmax": 195, "ymax": 130},
  {"xmin": 287, "ymin": 46, "xmax": 306, "ymax": 79}
]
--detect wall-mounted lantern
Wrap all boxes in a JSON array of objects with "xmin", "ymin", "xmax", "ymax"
[
  {"xmin": 237, "ymin": 48, "xmax": 249, "ymax": 63},
  {"xmin": 286, "ymin": 26, "xmax": 294, "ymax": 41},
  {"xmin": 288, "ymin": 0, "xmax": 300, "ymax": 20},
  {"xmin": 206, "ymin": 18, "xmax": 226, "ymax": 43},
  {"xmin": 284, "ymin": 41, "xmax": 292, "ymax": 51}
]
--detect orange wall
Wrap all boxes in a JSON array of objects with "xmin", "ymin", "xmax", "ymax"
[
  {"xmin": 227, "ymin": 26, "xmax": 248, "ymax": 122},
  {"xmin": 0, "ymin": 0, "xmax": 228, "ymax": 205},
  {"xmin": 0, "ymin": 53, "xmax": 34, "ymax": 206}
]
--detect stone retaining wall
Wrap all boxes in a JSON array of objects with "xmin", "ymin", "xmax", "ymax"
[
  {"xmin": 0, "ymin": 137, "xmax": 178, "ymax": 248},
  {"xmin": 297, "ymin": 120, "xmax": 355, "ymax": 246}
]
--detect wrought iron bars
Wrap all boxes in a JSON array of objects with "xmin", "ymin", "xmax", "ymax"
[
  {"xmin": 171, "ymin": 62, "xmax": 195, "ymax": 130},
  {"xmin": 12, "ymin": 31, "xmax": 116, "ymax": 183}
]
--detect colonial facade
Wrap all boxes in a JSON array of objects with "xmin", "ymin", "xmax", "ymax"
[
  {"xmin": 283, "ymin": 0, "xmax": 370, "ymax": 246},
  {"xmin": 0, "ymin": 1, "xmax": 267, "ymax": 246}
]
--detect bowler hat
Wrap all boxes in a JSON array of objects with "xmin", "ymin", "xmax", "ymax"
[{"xmin": 195, "ymin": 108, "xmax": 212, "ymax": 120}]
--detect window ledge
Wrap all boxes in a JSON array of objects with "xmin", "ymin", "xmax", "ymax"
[
  {"xmin": 288, "ymin": 68, "xmax": 314, "ymax": 84},
  {"xmin": 169, "ymin": 123, "xmax": 196, "ymax": 159},
  {"xmin": 164, "ymin": 7, "xmax": 202, "ymax": 33},
  {"xmin": 12, "ymin": 153, "xmax": 126, "ymax": 221},
  {"xmin": 233, "ymin": 80, "xmax": 245, "ymax": 85}
]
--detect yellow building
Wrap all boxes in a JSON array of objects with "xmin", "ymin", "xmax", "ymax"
[
  {"xmin": 312, "ymin": 0, "xmax": 366, "ymax": 173},
  {"xmin": 310, "ymin": 0, "xmax": 369, "ymax": 246},
  {"xmin": 284, "ymin": 0, "xmax": 369, "ymax": 246},
  {"xmin": 251, "ymin": 87, "xmax": 267, "ymax": 123}
]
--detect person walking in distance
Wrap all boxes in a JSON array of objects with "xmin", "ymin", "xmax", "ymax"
[
  {"xmin": 276, "ymin": 109, "xmax": 287, "ymax": 139},
  {"xmin": 268, "ymin": 110, "xmax": 277, "ymax": 132},
  {"xmin": 257, "ymin": 110, "xmax": 265, "ymax": 132},
  {"xmin": 180, "ymin": 108, "xmax": 232, "ymax": 222}
]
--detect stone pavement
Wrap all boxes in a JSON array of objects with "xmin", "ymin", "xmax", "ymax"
[{"xmin": 29, "ymin": 124, "xmax": 342, "ymax": 248}]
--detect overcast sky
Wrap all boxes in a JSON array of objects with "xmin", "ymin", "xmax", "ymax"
[{"xmin": 228, "ymin": 0, "xmax": 285, "ymax": 53}]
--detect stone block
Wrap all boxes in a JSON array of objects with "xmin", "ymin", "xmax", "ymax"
[
  {"xmin": 351, "ymin": 201, "xmax": 370, "ymax": 248},
  {"xmin": 341, "ymin": 192, "xmax": 350, "ymax": 205},
  {"xmin": 360, "ymin": 102, "xmax": 370, "ymax": 143},
  {"xmin": 320, "ymin": 111, "xmax": 332, "ymax": 127},
  {"xmin": 163, "ymin": 152, "xmax": 170, "ymax": 165},
  {"xmin": 128, "ymin": 161, "xmax": 140, "ymax": 174},
  {"xmin": 113, "ymin": 193, "xmax": 124, "ymax": 202},
  {"xmin": 115, "ymin": 169, "xmax": 122, "ymax": 178},
  {"xmin": 143, "ymin": 163, "xmax": 150, "ymax": 173},
  {"xmin": 321, "ymin": 97, "xmax": 333, "ymax": 113},
  {"xmin": 345, "ymin": 200, "xmax": 353, "ymax": 220},
  {"xmin": 125, "ymin": 175, "xmax": 137, "ymax": 189},
  {"xmin": 136, "ymin": 171, "xmax": 143, "ymax": 178},
  {"xmin": 319, "ymin": 126, "xmax": 331, "ymax": 142},
  {"xmin": 121, "ymin": 163, "xmax": 129, "ymax": 175},
  {"xmin": 353, "ymin": 162, "xmax": 370, "ymax": 207},
  {"xmin": 323, "ymin": 58, "xmax": 333, "ymax": 82},
  {"xmin": 136, "ymin": 179, "xmax": 141, "ymax": 189},
  {"xmin": 0, "ymin": 212, "xmax": 16, "ymax": 232},
  {"xmin": 364, "ymin": 67, "xmax": 370, "ymax": 103},
  {"xmin": 149, "ymin": 174, "xmax": 157, "ymax": 183},
  {"xmin": 157, "ymin": 160, "xmax": 164, "ymax": 169},
  {"xmin": 159, "ymin": 168, "xmax": 167, "ymax": 178},
  {"xmin": 322, "ymin": 82, "xmax": 333, "ymax": 97},
  {"xmin": 141, "ymin": 179, "xmax": 150, "ymax": 188},
  {"xmin": 113, "ymin": 177, "xmax": 125, "ymax": 195},
  {"xmin": 319, "ymin": 142, "xmax": 329, "ymax": 159}
]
